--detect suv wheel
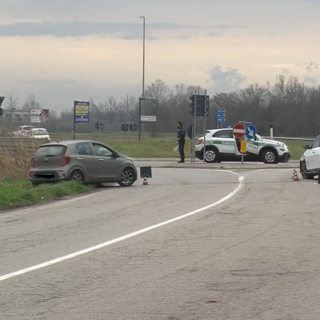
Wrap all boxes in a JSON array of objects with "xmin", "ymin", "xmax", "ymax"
[
  {"xmin": 262, "ymin": 149, "xmax": 278, "ymax": 164},
  {"xmin": 300, "ymin": 161, "xmax": 315, "ymax": 179},
  {"xmin": 118, "ymin": 168, "xmax": 135, "ymax": 187},
  {"xmin": 204, "ymin": 148, "xmax": 219, "ymax": 163}
]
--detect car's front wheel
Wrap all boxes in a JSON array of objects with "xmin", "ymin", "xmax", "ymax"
[
  {"xmin": 118, "ymin": 168, "xmax": 135, "ymax": 187},
  {"xmin": 262, "ymin": 149, "xmax": 278, "ymax": 164},
  {"xmin": 204, "ymin": 148, "xmax": 219, "ymax": 163},
  {"xmin": 300, "ymin": 161, "xmax": 315, "ymax": 179}
]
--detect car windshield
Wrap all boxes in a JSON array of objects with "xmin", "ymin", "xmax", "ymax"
[
  {"xmin": 32, "ymin": 129, "xmax": 48, "ymax": 135},
  {"xmin": 35, "ymin": 145, "xmax": 66, "ymax": 156}
]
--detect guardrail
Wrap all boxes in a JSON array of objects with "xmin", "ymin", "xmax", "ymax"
[{"xmin": 263, "ymin": 136, "xmax": 314, "ymax": 142}]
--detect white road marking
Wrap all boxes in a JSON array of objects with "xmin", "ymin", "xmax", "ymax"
[{"xmin": 0, "ymin": 171, "xmax": 244, "ymax": 282}]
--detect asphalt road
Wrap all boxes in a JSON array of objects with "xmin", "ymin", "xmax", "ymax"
[{"xmin": 0, "ymin": 167, "xmax": 320, "ymax": 319}]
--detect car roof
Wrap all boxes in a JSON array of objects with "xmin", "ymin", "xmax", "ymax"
[
  {"xmin": 207, "ymin": 128, "xmax": 232, "ymax": 133},
  {"xmin": 39, "ymin": 140, "xmax": 104, "ymax": 147}
]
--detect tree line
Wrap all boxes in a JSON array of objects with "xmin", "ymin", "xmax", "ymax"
[{"xmin": 1, "ymin": 75, "xmax": 320, "ymax": 137}]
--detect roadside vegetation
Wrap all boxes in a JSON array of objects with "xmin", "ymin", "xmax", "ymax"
[
  {"xmin": 0, "ymin": 146, "xmax": 93, "ymax": 210},
  {"xmin": 51, "ymin": 132, "xmax": 307, "ymax": 160},
  {"xmin": 0, "ymin": 134, "xmax": 307, "ymax": 210}
]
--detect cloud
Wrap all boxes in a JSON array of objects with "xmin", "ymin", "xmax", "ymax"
[
  {"xmin": 304, "ymin": 76, "xmax": 319, "ymax": 86},
  {"xmin": 0, "ymin": 21, "xmax": 235, "ymax": 39},
  {"xmin": 304, "ymin": 62, "xmax": 319, "ymax": 72},
  {"xmin": 208, "ymin": 66, "xmax": 246, "ymax": 92}
]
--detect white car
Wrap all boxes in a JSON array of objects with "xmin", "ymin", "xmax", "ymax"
[
  {"xmin": 13, "ymin": 125, "xmax": 35, "ymax": 137},
  {"xmin": 299, "ymin": 135, "xmax": 320, "ymax": 179},
  {"xmin": 28, "ymin": 128, "xmax": 51, "ymax": 140},
  {"xmin": 195, "ymin": 128, "xmax": 291, "ymax": 164}
]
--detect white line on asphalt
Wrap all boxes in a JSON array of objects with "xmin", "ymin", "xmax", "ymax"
[{"xmin": 0, "ymin": 171, "xmax": 244, "ymax": 282}]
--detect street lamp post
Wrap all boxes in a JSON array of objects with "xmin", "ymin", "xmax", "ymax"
[{"xmin": 139, "ymin": 16, "xmax": 145, "ymax": 98}]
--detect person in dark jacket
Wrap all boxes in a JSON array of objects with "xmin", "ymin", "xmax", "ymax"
[{"xmin": 176, "ymin": 121, "xmax": 185, "ymax": 163}]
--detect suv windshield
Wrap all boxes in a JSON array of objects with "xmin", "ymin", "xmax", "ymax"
[{"xmin": 35, "ymin": 145, "xmax": 66, "ymax": 156}]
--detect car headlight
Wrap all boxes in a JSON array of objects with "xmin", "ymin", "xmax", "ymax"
[
  {"xmin": 278, "ymin": 143, "xmax": 284, "ymax": 148},
  {"xmin": 127, "ymin": 157, "xmax": 134, "ymax": 162}
]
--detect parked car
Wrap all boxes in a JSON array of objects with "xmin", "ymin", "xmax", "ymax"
[
  {"xmin": 299, "ymin": 135, "xmax": 320, "ymax": 179},
  {"xmin": 13, "ymin": 125, "xmax": 35, "ymax": 137},
  {"xmin": 28, "ymin": 128, "xmax": 51, "ymax": 140},
  {"xmin": 195, "ymin": 128, "xmax": 291, "ymax": 164},
  {"xmin": 29, "ymin": 140, "xmax": 138, "ymax": 186}
]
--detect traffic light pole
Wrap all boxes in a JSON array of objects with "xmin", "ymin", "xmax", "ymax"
[
  {"xmin": 203, "ymin": 89, "xmax": 207, "ymax": 163},
  {"xmin": 193, "ymin": 90, "xmax": 197, "ymax": 163}
]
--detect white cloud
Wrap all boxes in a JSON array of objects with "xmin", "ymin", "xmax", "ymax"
[{"xmin": 208, "ymin": 66, "xmax": 246, "ymax": 93}]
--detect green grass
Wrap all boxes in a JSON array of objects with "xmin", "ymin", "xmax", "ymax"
[
  {"xmin": 0, "ymin": 179, "xmax": 94, "ymax": 210},
  {"xmin": 1, "ymin": 132, "xmax": 310, "ymax": 160},
  {"xmin": 282, "ymin": 140, "xmax": 307, "ymax": 160}
]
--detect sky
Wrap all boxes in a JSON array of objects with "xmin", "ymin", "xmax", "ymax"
[{"xmin": 0, "ymin": 0, "xmax": 320, "ymax": 112}]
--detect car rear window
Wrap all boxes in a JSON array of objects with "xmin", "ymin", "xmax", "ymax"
[
  {"xmin": 32, "ymin": 129, "xmax": 48, "ymax": 135},
  {"xmin": 35, "ymin": 145, "xmax": 66, "ymax": 156}
]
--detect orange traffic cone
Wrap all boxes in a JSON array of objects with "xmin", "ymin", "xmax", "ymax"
[
  {"xmin": 142, "ymin": 178, "xmax": 149, "ymax": 185},
  {"xmin": 292, "ymin": 169, "xmax": 299, "ymax": 181}
]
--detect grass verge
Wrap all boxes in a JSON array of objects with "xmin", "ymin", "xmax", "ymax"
[{"xmin": 0, "ymin": 179, "xmax": 94, "ymax": 210}]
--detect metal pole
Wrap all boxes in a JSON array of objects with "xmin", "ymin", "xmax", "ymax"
[
  {"xmin": 203, "ymin": 90, "xmax": 207, "ymax": 163},
  {"xmin": 73, "ymin": 102, "xmax": 76, "ymax": 140},
  {"xmin": 193, "ymin": 90, "xmax": 197, "ymax": 163},
  {"xmin": 138, "ymin": 98, "xmax": 142, "ymax": 141},
  {"xmin": 140, "ymin": 16, "xmax": 145, "ymax": 98}
]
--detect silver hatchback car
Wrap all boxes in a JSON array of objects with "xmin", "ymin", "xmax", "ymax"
[{"xmin": 29, "ymin": 140, "xmax": 138, "ymax": 187}]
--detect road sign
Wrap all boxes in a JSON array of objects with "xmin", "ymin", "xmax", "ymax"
[
  {"xmin": 0, "ymin": 97, "xmax": 4, "ymax": 107},
  {"xmin": 245, "ymin": 124, "xmax": 256, "ymax": 140},
  {"xmin": 189, "ymin": 95, "xmax": 209, "ymax": 117},
  {"xmin": 95, "ymin": 121, "xmax": 104, "ymax": 131},
  {"xmin": 217, "ymin": 108, "xmax": 226, "ymax": 114},
  {"xmin": 233, "ymin": 123, "xmax": 246, "ymax": 139},
  {"xmin": 74, "ymin": 101, "xmax": 90, "ymax": 123},
  {"xmin": 140, "ymin": 115, "xmax": 156, "ymax": 122},
  {"xmin": 217, "ymin": 116, "xmax": 226, "ymax": 122}
]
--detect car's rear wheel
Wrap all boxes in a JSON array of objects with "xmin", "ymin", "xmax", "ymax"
[
  {"xmin": 204, "ymin": 148, "xmax": 219, "ymax": 163},
  {"xmin": 69, "ymin": 170, "xmax": 84, "ymax": 183},
  {"xmin": 300, "ymin": 161, "xmax": 315, "ymax": 179},
  {"xmin": 118, "ymin": 168, "xmax": 135, "ymax": 187},
  {"xmin": 262, "ymin": 149, "xmax": 278, "ymax": 164}
]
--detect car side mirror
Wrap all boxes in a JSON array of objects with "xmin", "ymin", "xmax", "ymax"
[
  {"xmin": 303, "ymin": 144, "xmax": 311, "ymax": 150},
  {"xmin": 113, "ymin": 152, "xmax": 120, "ymax": 158}
]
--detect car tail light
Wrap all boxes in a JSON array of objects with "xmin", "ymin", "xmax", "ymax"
[
  {"xmin": 30, "ymin": 157, "xmax": 35, "ymax": 167},
  {"xmin": 60, "ymin": 155, "xmax": 70, "ymax": 167},
  {"xmin": 197, "ymin": 138, "xmax": 203, "ymax": 145},
  {"xmin": 28, "ymin": 171, "xmax": 33, "ymax": 178}
]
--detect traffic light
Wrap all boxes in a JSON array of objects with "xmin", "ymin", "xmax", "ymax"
[
  {"xmin": 0, "ymin": 96, "xmax": 4, "ymax": 117},
  {"xmin": 189, "ymin": 95, "xmax": 209, "ymax": 117},
  {"xmin": 121, "ymin": 123, "xmax": 129, "ymax": 132},
  {"xmin": 130, "ymin": 123, "xmax": 137, "ymax": 132}
]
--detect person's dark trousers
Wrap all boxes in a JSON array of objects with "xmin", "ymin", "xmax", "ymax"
[{"xmin": 178, "ymin": 141, "xmax": 185, "ymax": 162}]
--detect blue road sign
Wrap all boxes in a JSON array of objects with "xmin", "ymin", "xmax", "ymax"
[
  {"xmin": 245, "ymin": 124, "xmax": 256, "ymax": 139},
  {"xmin": 74, "ymin": 101, "xmax": 90, "ymax": 123},
  {"xmin": 217, "ymin": 117, "xmax": 226, "ymax": 123},
  {"xmin": 217, "ymin": 108, "xmax": 226, "ymax": 114}
]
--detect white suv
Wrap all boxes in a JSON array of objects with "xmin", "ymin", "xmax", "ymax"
[
  {"xmin": 195, "ymin": 128, "xmax": 291, "ymax": 164},
  {"xmin": 300, "ymin": 135, "xmax": 320, "ymax": 179}
]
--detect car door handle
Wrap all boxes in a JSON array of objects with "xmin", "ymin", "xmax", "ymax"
[
  {"xmin": 77, "ymin": 157, "xmax": 83, "ymax": 160},
  {"xmin": 98, "ymin": 158, "xmax": 104, "ymax": 161}
]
